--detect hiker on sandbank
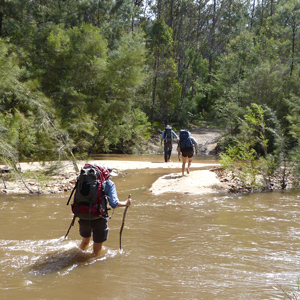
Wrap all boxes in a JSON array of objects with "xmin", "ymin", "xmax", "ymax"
[
  {"xmin": 161, "ymin": 125, "xmax": 179, "ymax": 162},
  {"xmin": 178, "ymin": 130, "xmax": 198, "ymax": 176}
]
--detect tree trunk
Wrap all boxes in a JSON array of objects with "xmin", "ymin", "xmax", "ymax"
[
  {"xmin": 151, "ymin": 53, "xmax": 159, "ymax": 125},
  {"xmin": 157, "ymin": 0, "xmax": 162, "ymax": 19},
  {"xmin": 0, "ymin": 11, "xmax": 2, "ymax": 37},
  {"xmin": 290, "ymin": 24, "xmax": 295, "ymax": 76},
  {"xmin": 164, "ymin": 78, "xmax": 170, "ymax": 124},
  {"xmin": 250, "ymin": 0, "xmax": 256, "ymax": 30},
  {"xmin": 170, "ymin": 0, "xmax": 174, "ymax": 28},
  {"xmin": 270, "ymin": 0, "xmax": 274, "ymax": 16},
  {"xmin": 205, "ymin": 0, "xmax": 217, "ymax": 105},
  {"xmin": 261, "ymin": 0, "xmax": 264, "ymax": 26}
]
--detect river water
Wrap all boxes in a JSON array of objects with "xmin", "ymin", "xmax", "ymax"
[{"xmin": 1, "ymin": 155, "xmax": 300, "ymax": 299}]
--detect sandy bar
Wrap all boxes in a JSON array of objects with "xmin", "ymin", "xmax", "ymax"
[
  {"xmin": 149, "ymin": 170, "xmax": 228, "ymax": 195},
  {"xmin": 18, "ymin": 160, "xmax": 219, "ymax": 172},
  {"xmin": 13, "ymin": 160, "xmax": 228, "ymax": 195}
]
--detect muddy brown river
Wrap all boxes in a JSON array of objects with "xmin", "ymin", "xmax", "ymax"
[{"xmin": 1, "ymin": 155, "xmax": 300, "ymax": 299}]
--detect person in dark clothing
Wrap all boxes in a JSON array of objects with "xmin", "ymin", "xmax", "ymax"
[{"xmin": 160, "ymin": 125, "xmax": 179, "ymax": 162}]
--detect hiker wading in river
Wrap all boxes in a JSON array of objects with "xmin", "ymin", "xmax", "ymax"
[{"xmin": 67, "ymin": 164, "xmax": 131, "ymax": 256}]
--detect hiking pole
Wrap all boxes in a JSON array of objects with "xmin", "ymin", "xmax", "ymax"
[
  {"xmin": 64, "ymin": 215, "xmax": 76, "ymax": 239},
  {"xmin": 119, "ymin": 194, "xmax": 131, "ymax": 250},
  {"xmin": 64, "ymin": 181, "xmax": 78, "ymax": 239}
]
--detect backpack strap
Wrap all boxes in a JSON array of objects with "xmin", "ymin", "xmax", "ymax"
[{"xmin": 66, "ymin": 180, "xmax": 78, "ymax": 206}]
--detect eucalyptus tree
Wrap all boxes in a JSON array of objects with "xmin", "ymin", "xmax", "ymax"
[
  {"xmin": 178, "ymin": 0, "xmax": 248, "ymax": 116},
  {"xmin": 286, "ymin": 93, "xmax": 300, "ymax": 182},
  {"xmin": 267, "ymin": 0, "xmax": 300, "ymax": 76},
  {"xmin": 213, "ymin": 31, "xmax": 259, "ymax": 128},
  {"xmin": 32, "ymin": 24, "xmax": 149, "ymax": 154},
  {"xmin": 0, "ymin": 38, "xmax": 22, "ymax": 162},
  {"xmin": 145, "ymin": 19, "xmax": 181, "ymax": 126},
  {"xmin": 143, "ymin": 0, "xmax": 251, "ymax": 126},
  {"xmin": 0, "ymin": 37, "xmax": 76, "ymax": 165},
  {"xmin": 93, "ymin": 30, "xmax": 150, "ymax": 153},
  {"xmin": 248, "ymin": 0, "xmax": 300, "ymax": 125},
  {"xmin": 286, "ymin": 93, "xmax": 300, "ymax": 145}
]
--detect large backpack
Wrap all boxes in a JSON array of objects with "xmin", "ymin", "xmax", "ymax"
[
  {"xmin": 164, "ymin": 126, "xmax": 173, "ymax": 143},
  {"xmin": 67, "ymin": 164, "xmax": 110, "ymax": 220},
  {"xmin": 179, "ymin": 129, "xmax": 193, "ymax": 149}
]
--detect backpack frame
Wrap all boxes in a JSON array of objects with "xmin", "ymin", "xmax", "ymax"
[{"xmin": 66, "ymin": 164, "xmax": 110, "ymax": 220}]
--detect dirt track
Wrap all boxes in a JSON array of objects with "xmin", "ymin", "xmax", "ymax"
[{"xmin": 188, "ymin": 127, "xmax": 222, "ymax": 155}]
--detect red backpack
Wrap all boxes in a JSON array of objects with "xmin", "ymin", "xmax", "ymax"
[{"xmin": 67, "ymin": 164, "xmax": 110, "ymax": 220}]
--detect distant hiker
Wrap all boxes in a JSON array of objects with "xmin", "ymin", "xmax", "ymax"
[
  {"xmin": 161, "ymin": 125, "xmax": 179, "ymax": 162},
  {"xmin": 67, "ymin": 164, "xmax": 131, "ymax": 256},
  {"xmin": 178, "ymin": 130, "xmax": 198, "ymax": 176}
]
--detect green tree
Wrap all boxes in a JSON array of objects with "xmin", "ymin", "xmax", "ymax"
[
  {"xmin": 220, "ymin": 104, "xmax": 271, "ymax": 190},
  {"xmin": 268, "ymin": 0, "xmax": 300, "ymax": 76},
  {"xmin": 214, "ymin": 31, "xmax": 259, "ymax": 128},
  {"xmin": 146, "ymin": 19, "xmax": 179, "ymax": 126},
  {"xmin": 0, "ymin": 37, "xmax": 78, "ymax": 166},
  {"xmin": 91, "ymin": 30, "xmax": 150, "ymax": 153},
  {"xmin": 29, "ymin": 24, "xmax": 149, "ymax": 154},
  {"xmin": 286, "ymin": 94, "xmax": 300, "ymax": 144}
]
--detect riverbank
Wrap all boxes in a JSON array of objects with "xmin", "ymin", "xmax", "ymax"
[
  {"xmin": 0, "ymin": 159, "xmax": 229, "ymax": 195},
  {"xmin": 0, "ymin": 127, "xmax": 228, "ymax": 195},
  {"xmin": 1, "ymin": 124, "xmax": 297, "ymax": 195}
]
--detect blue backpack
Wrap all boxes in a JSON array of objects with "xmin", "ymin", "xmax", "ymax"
[{"xmin": 179, "ymin": 130, "xmax": 193, "ymax": 149}]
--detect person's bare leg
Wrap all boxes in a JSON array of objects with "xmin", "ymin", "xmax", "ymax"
[
  {"xmin": 93, "ymin": 242, "xmax": 103, "ymax": 256},
  {"xmin": 182, "ymin": 156, "xmax": 187, "ymax": 176},
  {"xmin": 79, "ymin": 237, "xmax": 91, "ymax": 251},
  {"xmin": 187, "ymin": 157, "xmax": 193, "ymax": 174}
]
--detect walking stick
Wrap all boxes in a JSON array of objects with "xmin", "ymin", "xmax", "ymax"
[
  {"xmin": 64, "ymin": 181, "xmax": 78, "ymax": 239},
  {"xmin": 119, "ymin": 194, "xmax": 131, "ymax": 250},
  {"xmin": 64, "ymin": 215, "xmax": 76, "ymax": 239}
]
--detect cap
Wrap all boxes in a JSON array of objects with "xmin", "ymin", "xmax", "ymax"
[{"xmin": 95, "ymin": 163, "xmax": 118, "ymax": 177}]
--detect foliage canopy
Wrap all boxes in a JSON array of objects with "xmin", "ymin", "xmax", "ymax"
[{"xmin": 0, "ymin": 0, "xmax": 299, "ymax": 172}]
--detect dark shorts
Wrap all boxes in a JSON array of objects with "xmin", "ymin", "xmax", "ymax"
[
  {"xmin": 181, "ymin": 147, "xmax": 194, "ymax": 158},
  {"xmin": 79, "ymin": 218, "xmax": 108, "ymax": 243},
  {"xmin": 164, "ymin": 141, "xmax": 172, "ymax": 151}
]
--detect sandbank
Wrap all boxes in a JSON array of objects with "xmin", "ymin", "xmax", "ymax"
[{"xmin": 2, "ymin": 159, "xmax": 229, "ymax": 195}]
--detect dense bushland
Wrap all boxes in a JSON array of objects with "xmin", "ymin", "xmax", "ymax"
[{"xmin": 0, "ymin": 0, "xmax": 300, "ymax": 184}]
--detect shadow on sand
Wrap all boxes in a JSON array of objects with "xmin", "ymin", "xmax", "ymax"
[{"xmin": 162, "ymin": 174, "xmax": 183, "ymax": 180}]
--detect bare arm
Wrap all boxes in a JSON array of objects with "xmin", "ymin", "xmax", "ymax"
[
  {"xmin": 192, "ymin": 137, "xmax": 198, "ymax": 154},
  {"xmin": 116, "ymin": 195, "xmax": 132, "ymax": 208}
]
